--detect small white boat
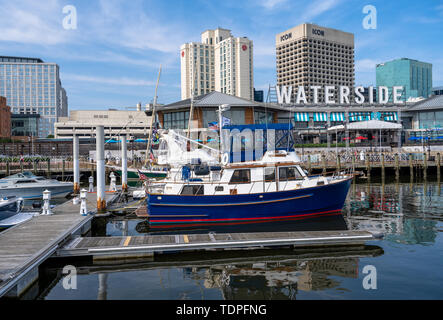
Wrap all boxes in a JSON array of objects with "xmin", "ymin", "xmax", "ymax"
[
  {"xmin": 0, "ymin": 196, "xmax": 24, "ymax": 222},
  {"xmin": 0, "ymin": 172, "xmax": 73, "ymax": 200}
]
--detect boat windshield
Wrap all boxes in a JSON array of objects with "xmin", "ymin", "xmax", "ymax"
[{"xmin": 1, "ymin": 171, "xmax": 39, "ymax": 180}]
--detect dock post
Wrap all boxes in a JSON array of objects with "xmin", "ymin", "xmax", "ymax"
[
  {"xmin": 88, "ymin": 175, "xmax": 94, "ymax": 192},
  {"xmin": 109, "ymin": 172, "xmax": 117, "ymax": 192},
  {"xmin": 96, "ymin": 126, "xmax": 106, "ymax": 212},
  {"xmin": 20, "ymin": 159, "xmax": 24, "ymax": 173},
  {"xmin": 41, "ymin": 189, "xmax": 52, "ymax": 215},
  {"xmin": 321, "ymin": 154, "xmax": 326, "ymax": 175},
  {"xmin": 6, "ymin": 161, "xmax": 9, "ymax": 176},
  {"xmin": 46, "ymin": 158, "xmax": 51, "ymax": 179},
  {"xmin": 73, "ymin": 135, "xmax": 80, "ymax": 194},
  {"xmin": 121, "ymin": 134, "xmax": 128, "ymax": 192},
  {"xmin": 366, "ymin": 152, "xmax": 371, "ymax": 178},
  {"xmin": 80, "ymin": 189, "xmax": 88, "ymax": 216},
  {"xmin": 62, "ymin": 159, "xmax": 65, "ymax": 181},
  {"xmin": 423, "ymin": 152, "xmax": 427, "ymax": 180},
  {"xmin": 437, "ymin": 153, "xmax": 441, "ymax": 180},
  {"xmin": 33, "ymin": 159, "xmax": 37, "ymax": 174},
  {"xmin": 395, "ymin": 153, "xmax": 399, "ymax": 181},
  {"xmin": 381, "ymin": 153, "xmax": 385, "ymax": 180},
  {"xmin": 409, "ymin": 153, "xmax": 413, "ymax": 179},
  {"xmin": 307, "ymin": 155, "xmax": 312, "ymax": 175}
]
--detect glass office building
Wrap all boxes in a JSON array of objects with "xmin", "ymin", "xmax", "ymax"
[
  {"xmin": 0, "ymin": 56, "xmax": 68, "ymax": 138},
  {"xmin": 376, "ymin": 58, "xmax": 432, "ymax": 102}
]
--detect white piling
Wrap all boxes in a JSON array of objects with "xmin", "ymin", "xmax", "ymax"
[
  {"xmin": 109, "ymin": 172, "xmax": 117, "ymax": 192},
  {"xmin": 73, "ymin": 135, "xmax": 80, "ymax": 194},
  {"xmin": 42, "ymin": 189, "xmax": 52, "ymax": 215},
  {"xmin": 121, "ymin": 134, "xmax": 128, "ymax": 192},
  {"xmin": 96, "ymin": 126, "xmax": 106, "ymax": 211},
  {"xmin": 88, "ymin": 175, "xmax": 94, "ymax": 192},
  {"xmin": 80, "ymin": 188, "xmax": 88, "ymax": 215}
]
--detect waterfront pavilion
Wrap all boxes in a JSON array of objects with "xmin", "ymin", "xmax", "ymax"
[{"xmin": 329, "ymin": 120, "xmax": 402, "ymax": 149}]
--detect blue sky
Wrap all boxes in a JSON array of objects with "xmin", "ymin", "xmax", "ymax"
[{"xmin": 0, "ymin": 0, "xmax": 442, "ymax": 110}]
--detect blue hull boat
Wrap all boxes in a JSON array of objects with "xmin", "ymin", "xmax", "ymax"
[{"xmin": 147, "ymin": 176, "xmax": 352, "ymax": 226}]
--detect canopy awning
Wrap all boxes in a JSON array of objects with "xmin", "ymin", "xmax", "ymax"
[
  {"xmin": 294, "ymin": 112, "xmax": 309, "ymax": 122},
  {"xmin": 346, "ymin": 119, "xmax": 402, "ymax": 130}
]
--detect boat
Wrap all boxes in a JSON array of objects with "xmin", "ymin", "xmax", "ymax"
[
  {"xmin": 110, "ymin": 166, "xmax": 168, "ymax": 186},
  {"xmin": 146, "ymin": 149, "xmax": 353, "ymax": 227},
  {"xmin": 0, "ymin": 172, "xmax": 73, "ymax": 200},
  {"xmin": 0, "ymin": 196, "xmax": 24, "ymax": 222}
]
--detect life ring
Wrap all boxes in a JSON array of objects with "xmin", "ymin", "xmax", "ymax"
[{"xmin": 221, "ymin": 153, "xmax": 229, "ymax": 166}]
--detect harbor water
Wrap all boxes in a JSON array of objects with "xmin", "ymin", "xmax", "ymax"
[{"xmin": 13, "ymin": 180, "xmax": 443, "ymax": 299}]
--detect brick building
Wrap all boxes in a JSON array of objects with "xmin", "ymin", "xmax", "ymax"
[{"xmin": 0, "ymin": 96, "xmax": 11, "ymax": 138}]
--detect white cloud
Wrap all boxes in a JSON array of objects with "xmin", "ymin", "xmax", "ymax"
[
  {"xmin": 259, "ymin": 0, "xmax": 288, "ymax": 9},
  {"xmin": 62, "ymin": 74, "xmax": 156, "ymax": 87},
  {"xmin": 300, "ymin": 0, "xmax": 342, "ymax": 22}
]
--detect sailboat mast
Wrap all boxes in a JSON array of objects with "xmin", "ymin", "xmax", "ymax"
[
  {"xmin": 187, "ymin": 62, "xmax": 197, "ymax": 139},
  {"xmin": 146, "ymin": 65, "xmax": 162, "ymax": 165}
]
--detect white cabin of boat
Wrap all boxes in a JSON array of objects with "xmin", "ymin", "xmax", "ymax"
[{"xmin": 150, "ymin": 150, "xmax": 346, "ymax": 196}]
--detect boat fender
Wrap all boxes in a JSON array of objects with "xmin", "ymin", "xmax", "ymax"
[{"xmin": 221, "ymin": 153, "xmax": 229, "ymax": 166}]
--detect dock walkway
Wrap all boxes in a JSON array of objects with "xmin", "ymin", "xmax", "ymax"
[
  {"xmin": 56, "ymin": 230, "xmax": 378, "ymax": 260},
  {"xmin": 0, "ymin": 192, "xmax": 118, "ymax": 298}
]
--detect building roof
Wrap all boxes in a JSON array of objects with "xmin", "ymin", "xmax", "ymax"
[
  {"xmin": 159, "ymin": 91, "xmax": 263, "ymax": 111},
  {"xmin": 406, "ymin": 95, "xmax": 443, "ymax": 112}
]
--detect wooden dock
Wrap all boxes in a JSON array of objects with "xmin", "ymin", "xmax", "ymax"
[
  {"xmin": 56, "ymin": 230, "xmax": 379, "ymax": 260},
  {"xmin": 0, "ymin": 192, "xmax": 119, "ymax": 298}
]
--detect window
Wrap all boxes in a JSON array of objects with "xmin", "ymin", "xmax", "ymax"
[
  {"xmin": 279, "ymin": 166, "xmax": 302, "ymax": 181},
  {"xmin": 264, "ymin": 167, "xmax": 276, "ymax": 182},
  {"xmin": 215, "ymin": 186, "xmax": 224, "ymax": 192},
  {"xmin": 180, "ymin": 185, "xmax": 204, "ymax": 195},
  {"xmin": 229, "ymin": 169, "xmax": 251, "ymax": 184}
]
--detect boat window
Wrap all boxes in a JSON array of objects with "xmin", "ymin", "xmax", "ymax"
[
  {"xmin": 264, "ymin": 167, "xmax": 276, "ymax": 182},
  {"xmin": 180, "ymin": 185, "xmax": 204, "ymax": 195},
  {"xmin": 15, "ymin": 180, "xmax": 35, "ymax": 184},
  {"xmin": 229, "ymin": 169, "xmax": 251, "ymax": 184},
  {"xmin": 215, "ymin": 186, "xmax": 224, "ymax": 192},
  {"xmin": 279, "ymin": 167, "xmax": 303, "ymax": 181}
]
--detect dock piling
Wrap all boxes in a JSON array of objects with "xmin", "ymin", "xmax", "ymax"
[
  {"xmin": 80, "ymin": 189, "xmax": 88, "ymax": 216},
  {"xmin": 96, "ymin": 126, "xmax": 106, "ymax": 212},
  {"xmin": 395, "ymin": 153, "xmax": 399, "ymax": 181},
  {"xmin": 366, "ymin": 153, "xmax": 371, "ymax": 178},
  {"xmin": 423, "ymin": 152, "xmax": 428, "ymax": 180},
  {"xmin": 321, "ymin": 154, "xmax": 326, "ymax": 175},
  {"xmin": 73, "ymin": 135, "xmax": 80, "ymax": 194},
  {"xmin": 381, "ymin": 153, "xmax": 385, "ymax": 180},
  {"xmin": 121, "ymin": 134, "xmax": 128, "ymax": 192}
]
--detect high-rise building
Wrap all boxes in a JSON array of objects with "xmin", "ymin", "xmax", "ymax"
[
  {"xmin": 180, "ymin": 28, "xmax": 253, "ymax": 101},
  {"xmin": 376, "ymin": 58, "xmax": 432, "ymax": 102},
  {"xmin": 433, "ymin": 86, "xmax": 443, "ymax": 96},
  {"xmin": 0, "ymin": 96, "xmax": 11, "ymax": 138},
  {"xmin": 0, "ymin": 56, "xmax": 68, "ymax": 138},
  {"xmin": 275, "ymin": 23, "xmax": 355, "ymax": 101}
]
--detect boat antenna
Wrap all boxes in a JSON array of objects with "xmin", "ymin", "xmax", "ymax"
[
  {"xmin": 146, "ymin": 65, "xmax": 162, "ymax": 166},
  {"xmin": 187, "ymin": 61, "xmax": 197, "ymax": 140}
]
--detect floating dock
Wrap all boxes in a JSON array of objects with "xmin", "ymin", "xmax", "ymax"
[
  {"xmin": 0, "ymin": 192, "xmax": 118, "ymax": 298},
  {"xmin": 56, "ymin": 230, "xmax": 379, "ymax": 260}
]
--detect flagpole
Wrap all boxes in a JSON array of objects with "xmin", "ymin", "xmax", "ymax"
[{"xmin": 146, "ymin": 65, "xmax": 162, "ymax": 166}]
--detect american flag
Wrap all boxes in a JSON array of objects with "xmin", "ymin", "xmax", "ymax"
[
  {"xmin": 138, "ymin": 170, "xmax": 148, "ymax": 181},
  {"xmin": 208, "ymin": 122, "xmax": 219, "ymax": 130}
]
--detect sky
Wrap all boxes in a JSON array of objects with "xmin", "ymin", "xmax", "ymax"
[{"xmin": 0, "ymin": 0, "xmax": 442, "ymax": 110}]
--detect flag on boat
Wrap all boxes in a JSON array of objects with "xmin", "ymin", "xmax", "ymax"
[
  {"xmin": 208, "ymin": 122, "xmax": 219, "ymax": 130},
  {"xmin": 222, "ymin": 116, "xmax": 231, "ymax": 126},
  {"xmin": 138, "ymin": 170, "xmax": 148, "ymax": 180}
]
